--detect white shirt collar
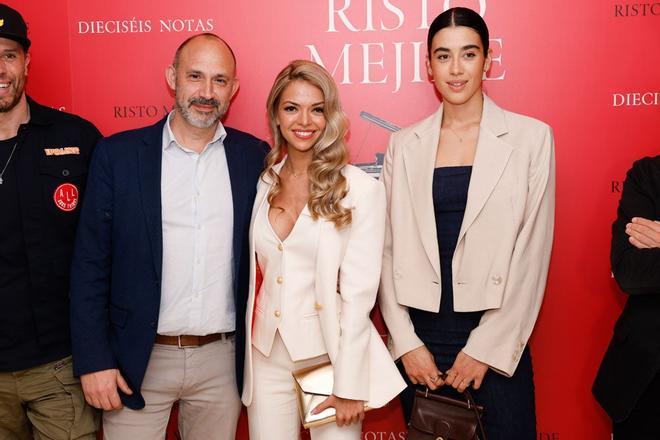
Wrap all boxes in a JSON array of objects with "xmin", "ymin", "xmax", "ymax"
[{"xmin": 163, "ymin": 111, "xmax": 227, "ymax": 153}]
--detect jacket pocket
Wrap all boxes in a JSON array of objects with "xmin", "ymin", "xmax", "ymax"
[{"xmin": 39, "ymin": 157, "xmax": 88, "ymax": 179}]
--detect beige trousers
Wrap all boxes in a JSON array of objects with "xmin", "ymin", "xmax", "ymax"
[
  {"xmin": 102, "ymin": 336, "xmax": 241, "ymax": 440},
  {"xmin": 248, "ymin": 332, "xmax": 362, "ymax": 440},
  {"xmin": 0, "ymin": 355, "xmax": 98, "ymax": 440}
]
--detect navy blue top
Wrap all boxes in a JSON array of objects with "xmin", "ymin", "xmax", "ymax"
[
  {"xmin": 409, "ymin": 166, "xmax": 483, "ymax": 363},
  {"xmin": 403, "ymin": 167, "xmax": 538, "ymax": 438}
]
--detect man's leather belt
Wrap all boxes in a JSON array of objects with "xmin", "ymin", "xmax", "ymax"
[{"xmin": 154, "ymin": 332, "xmax": 235, "ymax": 348}]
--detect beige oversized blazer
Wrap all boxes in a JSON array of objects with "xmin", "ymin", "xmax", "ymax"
[
  {"xmin": 242, "ymin": 162, "xmax": 406, "ymax": 408},
  {"xmin": 378, "ymin": 95, "xmax": 555, "ymax": 377}
]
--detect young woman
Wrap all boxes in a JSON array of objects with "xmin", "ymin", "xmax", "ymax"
[
  {"xmin": 242, "ymin": 60, "xmax": 405, "ymax": 440},
  {"xmin": 378, "ymin": 7, "xmax": 555, "ymax": 439}
]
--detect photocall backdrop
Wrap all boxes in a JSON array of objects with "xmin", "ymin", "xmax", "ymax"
[{"xmin": 9, "ymin": 0, "xmax": 660, "ymax": 438}]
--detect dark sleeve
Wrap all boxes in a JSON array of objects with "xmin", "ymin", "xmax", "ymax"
[
  {"xmin": 611, "ymin": 158, "xmax": 660, "ymax": 295},
  {"xmin": 69, "ymin": 138, "xmax": 117, "ymax": 376}
]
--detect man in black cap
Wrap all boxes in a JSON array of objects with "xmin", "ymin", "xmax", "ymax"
[{"xmin": 0, "ymin": 4, "xmax": 101, "ymax": 439}]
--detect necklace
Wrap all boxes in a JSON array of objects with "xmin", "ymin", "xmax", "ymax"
[
  {"xmin": 284, "ymin": 160, "xmax": 307, "ymax": 178},
  {"xmin": 446, "ymin": 125, "xmax": 464, "ymax": 143},
  {"xmin": 0, "ymin": 142, "xmax": 18, "ymax": 185}
]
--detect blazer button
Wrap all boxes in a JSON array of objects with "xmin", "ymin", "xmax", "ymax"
[
  {"xmin": 314, "ymin": 302, "xmax": 323, "ymax": 311},
  {"xmin": 394, "ymin": 270, "xmax": 402, "ymax": 280},
  {"xmin": 274, "ymin": 310, "xmax": 281, "ymax": 318},
  {"xmin": 491, "ymin": 275, "xmax": 503, "ymax": 285},
  {"xmin": 276, "ymin": 276, "xmax": 283, "ymax": 284},
  {"xmin": 277, "ymin": 243, "xmax": 283, "ymax": 251}
]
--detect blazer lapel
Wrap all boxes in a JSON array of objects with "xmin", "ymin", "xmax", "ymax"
[
  {"xmin": 250, "ymin": 169, "xmax": 274, "ymax": 238},
  {"xmin": 223, "ymin": 133, "xmax": 249, "ymax": 281},
  {"xmin": 457, "ymin": 95, "xmax": 513, "ymax": 244},
  {"xmin": 402, "ymin": 108, "xmax": 443, "ymax": 278},
  {"xmin": 137, "ymin": 118, "xmax": 166, "ymax": 281}
]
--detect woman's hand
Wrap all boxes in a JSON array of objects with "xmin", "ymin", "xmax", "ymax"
[
  {"xmin": 401, "ymin": 345, "xmax": 444, "ymax": 390},
  {"xmin": 444, "ymin": 351, "xmax": 488, "ymax": 393},
  {"xmin": 626, "ymin": 217, "xmax": 660, "ymax": 249},
  {"xmin": 312, "ymin": 395, "xmax": 365, "ymax": 427}
]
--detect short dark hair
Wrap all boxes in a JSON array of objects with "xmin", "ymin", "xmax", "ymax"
[
  {"xmin": 172, "ymin": 33, "xmax": 236, "ymax": 69},
  {"xmin": 427, "ymin": 7, "xmax": 489, "ymax": 56}
]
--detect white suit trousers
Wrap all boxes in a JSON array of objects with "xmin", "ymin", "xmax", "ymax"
[{"xmin": 247, "ymin": 332, "xmax": 362, "ymax": 440}]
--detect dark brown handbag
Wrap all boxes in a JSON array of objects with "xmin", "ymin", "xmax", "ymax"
[{"xmin": 407, "ymin": 380, "xmax": 487, "ymax": 440}]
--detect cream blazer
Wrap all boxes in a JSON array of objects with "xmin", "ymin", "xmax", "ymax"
[
  {"xmin": 242, "ymin": 162, "xmax": 406, "ymax": 407},
  {"xmin": 378, "ymin": 95, "xmax": 555, "ymax": 376}
]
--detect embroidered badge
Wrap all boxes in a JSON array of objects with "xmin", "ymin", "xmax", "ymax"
[
  {"xmin": 53, "ymin": 183, "xmax": 79, "ymax": 212},
  {"xmin": 44, "ymin": 146, "xmax": 80, "ymax": 156}
]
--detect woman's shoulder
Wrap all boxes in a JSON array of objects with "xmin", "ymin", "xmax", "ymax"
[
  {"xmin": 390, "ymin": 108, "xmax": 442, "ymax": 145},
  {"xmin": 342, "ymin": 163, "xmax": 379, "ymax": 185},
  {"xmin": 483, "ymin": 95, "xmax": 551, "ymax": 139},
  {"xmin": 503, "ymin": 109, "xmax": 552, "ymax": 136},
  {"xmin": 342, "ymin": 164, "xmax": 383, "ymax": 197}
]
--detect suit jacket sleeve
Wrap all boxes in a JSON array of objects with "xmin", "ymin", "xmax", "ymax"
[
  {"xmin": 611, "ymin": 157, "xmax": 660, "ymax": 294},
  {"xmin": 378, "ymin": 133, "xmax": 425, "ymax": 360},
  {"xmin": 70, "ymin": 139, "xmax": 117, "ymax": 376},
  {"xmin": 332, "ymin": 177, "xmax": 386, "ymax": 401},
  {"xmin": 462, "ymin": 125, "xmax": 556, "ymax": 376}
]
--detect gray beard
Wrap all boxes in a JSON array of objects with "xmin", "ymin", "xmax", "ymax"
[{"xmin": 176, "ymin": 100, "xmax": 224, "ymax": 129}]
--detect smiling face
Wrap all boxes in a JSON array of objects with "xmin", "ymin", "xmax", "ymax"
[
  {"xmin": 0, "ymin": 38, "xmax": 29, "ymax": 113},
  {"xmin": 276, "ymin": 79, "xmax": 327, "ymax": 155},
  {"xmin": 166, "ymin": 36, "xmax": 239, "ymax": 129},
  {"xmin": 426, "ymin": 25, "xmax": 491, "ymax": 107}
]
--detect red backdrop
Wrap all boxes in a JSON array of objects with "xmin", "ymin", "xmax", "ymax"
[{"xmin": 10, "ymin": 0, "xmax": 660, "ymax": 439}]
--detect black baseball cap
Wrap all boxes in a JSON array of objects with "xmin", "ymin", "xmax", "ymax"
[{"xmin": 0, "ymin": 4, "xmax": 30, "ymax": 51}]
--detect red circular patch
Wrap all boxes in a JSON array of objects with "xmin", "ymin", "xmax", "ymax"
[{"xmin": 53, "ymin": 183, "xmax": 79, "ymax": 212}]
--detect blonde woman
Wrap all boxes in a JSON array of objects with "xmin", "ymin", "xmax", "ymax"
[{"xmin": 241, "ymin": 60, "xmax": 405, "ymax": 440}]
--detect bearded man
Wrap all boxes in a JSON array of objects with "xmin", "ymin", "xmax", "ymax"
[
  {"xmin": 69, "ymin": 33, "xmax": 268, "ymax": 439},
  {"xmin": 0, "ymin": 4, "xmax": 100, "ymax": 439}
]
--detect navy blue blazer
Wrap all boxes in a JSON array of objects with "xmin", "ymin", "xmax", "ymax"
[{"xmin": 70, "ymin": 117, "xmax": 268, "ymax": 409}]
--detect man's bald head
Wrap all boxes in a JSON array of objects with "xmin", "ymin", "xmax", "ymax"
[{"xmin": 172, "ymin": 33, "xmax": 236, "ymax": 74}]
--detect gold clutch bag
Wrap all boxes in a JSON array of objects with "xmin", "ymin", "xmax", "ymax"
[{"xmin": 292, "ymin": 361, "xmax": 370, "ymax": 429}]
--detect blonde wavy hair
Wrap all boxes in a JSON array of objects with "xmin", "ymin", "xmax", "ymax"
[{"xmin": 263, "ymin": 60, "xmax": 351, "ymax": 228}]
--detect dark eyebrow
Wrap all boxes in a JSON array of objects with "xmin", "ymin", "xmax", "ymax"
[
  {"xmin": 433, "ymin": 44, "xmax": 481, "ymax": 55},
  {"xmin": 281, "ymin": 100, "xmax": 325, "ymax": 107}
]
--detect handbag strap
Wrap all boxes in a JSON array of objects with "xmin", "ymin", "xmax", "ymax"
[
  {"xmin": 462, "ymin": 387, "xmax": 487, "ymax": 440},
  {"xmin": 428, "ymin": 373, "xmax": 487, "ymax": 440}
]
